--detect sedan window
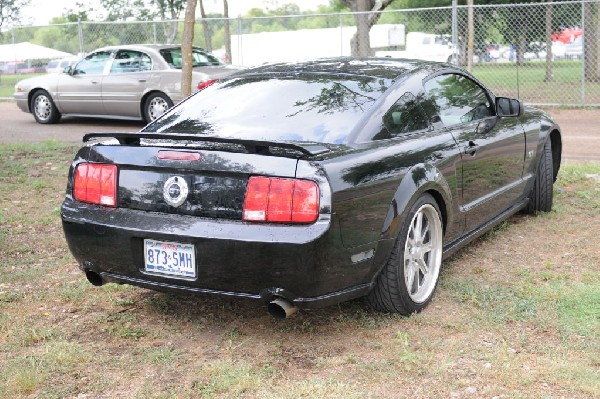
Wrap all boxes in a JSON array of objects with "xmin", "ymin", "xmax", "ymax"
[
  {"xmin": 159, "ymin": 47, "xmax": 222, "ymax": 69},
  {"xmin": 110, "ymin": 50, "xmax": 152, "ymax": 74},
  {"xmin": 424, "ymin": 73, "xmax": 493, "ymax": 127},
  {"xmin": 74, "ymin": 51, "xmax": 112, "ymax": 75}
]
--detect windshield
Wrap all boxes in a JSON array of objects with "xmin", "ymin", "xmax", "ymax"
[
  {"xmin": 159, "ymin": 47, "xmax": 223, "ymax": 68},
  {"xmin": 144, "ymin": 74, "xmax": 390, "ymax": 144}
]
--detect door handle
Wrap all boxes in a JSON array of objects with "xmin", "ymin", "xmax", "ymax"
[
  {"xmin": 91, "ymin": 80, "xmax": 99, "ymax": 84},
  {"xmin": 464, "ymin": 141, "xmax": 479, "ymax": 156},
  {"xmin": 138, "ymin": 79, "xmax": 147, "ymax": 83}
]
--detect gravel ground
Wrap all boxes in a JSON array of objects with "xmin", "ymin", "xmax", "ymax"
[{"xmin": 0, "ymin": 101, "xmax": 598, "ymax": 161}]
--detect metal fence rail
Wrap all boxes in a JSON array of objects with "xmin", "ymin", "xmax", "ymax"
[{"xmin": 1, "ymin": 0, "xmax": 599, "ymax": 106}]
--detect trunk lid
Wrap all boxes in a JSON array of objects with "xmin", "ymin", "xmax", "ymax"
[{"xmin": 77, "ymin": 133, "xmax": 330, "ymax": 220}]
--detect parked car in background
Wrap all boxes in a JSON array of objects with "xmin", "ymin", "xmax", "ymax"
[
  {"xmin": 61, "ymin": 58, "xmax": 562, "ymax": 318},
  {"xmin": 46, "ymin": 57, "xmax": 80, "ymax": 73},
  {"xmin": 14, "ymin": 44, "xmax": 242, "ymax": 124},
  {"xmin": 0, "ymin": 62, "xmax": 37, "ymax": 75}
]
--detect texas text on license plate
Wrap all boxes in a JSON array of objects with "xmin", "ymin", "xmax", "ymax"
[{"xmin": 143, "ymin": 239, "xmax": 196, "ymax": 278}]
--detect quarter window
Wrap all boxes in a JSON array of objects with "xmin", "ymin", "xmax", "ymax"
[
  {"xmin": 378, "ymin": 92, "xmax": 429, "ymax": 139},
  {"xmin": 424, "ymin": 74, "xmax": 493, "ymax": 127}
]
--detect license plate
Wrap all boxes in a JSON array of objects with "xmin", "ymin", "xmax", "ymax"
[{"xmin": 143, "ymin": 239, "xmax": 196, "ymax": 278}]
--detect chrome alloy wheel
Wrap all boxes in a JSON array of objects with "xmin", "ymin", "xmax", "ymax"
[
  {"xmin": 33, "ymin": 94, "xmax": 52, "ymax": 121},
  {"xmin": 403, "ymin": 203, "xmax": 443, "ymax": 303},
  {"xmin": 147, "ymin": 96, "xmax": 169, "ymax": 121}
]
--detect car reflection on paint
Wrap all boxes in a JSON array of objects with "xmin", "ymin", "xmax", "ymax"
[{"xmin": 61, "ymin": 57, "xmax": 561, "ymax": 319}]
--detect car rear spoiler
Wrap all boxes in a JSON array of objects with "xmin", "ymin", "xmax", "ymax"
[{"xmin": 83, "ymin": 132, "xmax": 330, "ymax": 157}]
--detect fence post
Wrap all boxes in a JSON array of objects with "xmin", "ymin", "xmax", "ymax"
[
  {"xmin": 339, "ymin": 13, "xmax": 344, "ymax": 56},
  {"xmin": 451, "ymin": 0, "xmax": 458, "ymax": 64},
  {"xmin": 581, "ymin": 0, "xmax": 586, "ymax": 103},
  {"xmin": 237, "ymin": 16, "xmax": 242, "ymax": 65},
  {"xmin": 153, "ymin": 23, "xmax": 157, "ymax": 44},
  {"xmin": 78, "ymin": 19, "xmax": 84, "ymax": 54}
]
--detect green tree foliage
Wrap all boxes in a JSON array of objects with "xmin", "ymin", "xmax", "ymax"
[{"xmin": 0, "ymin": 0, "xmax": 30, "ymax": 32}]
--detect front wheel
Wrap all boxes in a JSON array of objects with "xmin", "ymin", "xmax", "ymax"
[
  {"xmin": 31, "ymin": 90, "xmax": 61, "ymax": 124},
  {"xmin": 368, "ymin": 194, "xmax": 443, "ymax": 315},
  {"xmin": 143, "ymin": 92, "xmax": 173, "ymax": 123}
]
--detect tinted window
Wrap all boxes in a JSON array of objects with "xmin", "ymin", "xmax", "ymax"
[
  {"xmin": 145, "ymin": 75, "xmax": 390, "ymax": 144},
  {"xmin": 377, "ymin": 92, "xmax": 429, "ymax": 139},
  {"xmin": 424, "ymin": 73, "xmax": 493, "ymax": 127},
  {"xmin": 74, "ymin": 51, "xmax": 112, "ymax": 75},
  {"xmin": 160, "ymin": 47, "xmax": 222, "ymax": 68},
  {"xmin": 110, "ymin": 50, "xmax": 152, "ymax": 74}
]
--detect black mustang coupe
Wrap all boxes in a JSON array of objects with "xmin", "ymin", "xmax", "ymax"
[{"xmin": 61, "ymin": 58, "xmax": 561, "ymax": 319}]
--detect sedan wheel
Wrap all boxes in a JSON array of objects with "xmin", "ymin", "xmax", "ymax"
[
  {"xmin": 31, "ymin": 90, "xmax": 61, "ymax": 124},
  {"xmin": 368, "ymin": 194, "xmax": 443, "ymax": 315},
  {"xmin": 143, "ymin": 92, "xmax": 173, "ymax": 123}
]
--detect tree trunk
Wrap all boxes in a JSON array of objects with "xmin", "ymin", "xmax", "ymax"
[
  {"xmin": 544, "ymin": 2, "xmax": 553, "ymax": 82},
  {"xmin": 352, "ymin": 0, "xmax": 371, "ymax": 56},
  {"xmin": 199, "ymin": 0, "xmax": 212, "ymax": 52},
  {"xmin": 181, "ymin": 0, "xmax": 197, "ymax": 98},
  {"xmin": 466, "ymin": 0, "xmax": 474, "ymax": 72},
  {"xmin": 584, "ymin": 1, "xmax": 600, "ymax": 82},
  {"xmin": 223, "ymin": 0, "xmax": 232, "ymax": 64}
]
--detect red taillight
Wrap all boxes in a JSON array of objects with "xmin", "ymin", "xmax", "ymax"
[
  {"xmin": 243, "ymin": 176, "xmax": 319, "ymax": 224},
  {"xmin": 73, "ymin": 163, "xmax": 117, "ymax": 207},
  {"xmin": 197, "ymin": 79, "xmax": 218, "ymax": 91}
]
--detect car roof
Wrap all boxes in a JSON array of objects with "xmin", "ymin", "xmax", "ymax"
[
  {"xmin": 90, "ymin": 44, "xmax": 209, "ymax": 53},
  {"xmin": 229, "ymin": 57, "xmax": 444, "ymax": 81}
]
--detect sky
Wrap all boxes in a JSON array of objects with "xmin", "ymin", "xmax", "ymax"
[{"xmin": 21, "ymin": 0, "xmax": 329, "ymax": 26}]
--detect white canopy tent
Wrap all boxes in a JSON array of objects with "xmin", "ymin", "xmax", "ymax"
[{"xmin": 0, "ymin": 42, "xmax": 72, "ymax": 63}]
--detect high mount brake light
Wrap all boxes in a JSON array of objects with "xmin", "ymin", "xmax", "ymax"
[
  {"xmin": 243, "ymin": 176, "xmax": 319, "ymax": 224},
  {"xmin": 197, "ymin": 79, "xmax": 218, "ymax": 91},
  {"xmin": 73, "ymin": 163, "xmax": 117, "ymax": 207}
]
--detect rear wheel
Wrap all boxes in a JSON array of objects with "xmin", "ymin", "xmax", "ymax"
[
  {"xmin": 368, "ymin": 194, "xmax": 443, "ymax": 315},
  {"xmin": 143, "ymin": 92, "xmax": 173, "ymax": 123},
  {"xmin": 526, "ymin": 139, "xmax": 554, "ymax": 213},
  {"xmin": 31, "ymin": 90, "xmax": 61, "ymax": 124}
]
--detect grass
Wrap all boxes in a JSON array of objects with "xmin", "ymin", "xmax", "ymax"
[
  {"xmin": 0, "ymin": 73, "xmax": 45, "ymax": 98},
  {"xmin": 0, "ymin": 142, "xmax": 598, "ymax": 398}
]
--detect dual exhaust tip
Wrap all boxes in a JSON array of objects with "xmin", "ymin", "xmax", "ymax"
[{"xmin": 85, "ymin": 269, "xmax": 298, "ymax": 319}]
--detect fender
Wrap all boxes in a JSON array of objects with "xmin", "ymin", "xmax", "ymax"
[{"xmin": 369, "ymin": 162, "xmax": 455, "ymax": 280}]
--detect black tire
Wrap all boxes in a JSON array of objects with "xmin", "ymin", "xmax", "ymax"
[
  {"xmin": 31, "ymin": 90, "xmax": 61, "ymax": 124},
  {"xmin": 143, "ymin": 92, "xmax": 173, "ymax": 123},
  {"xmin": 526, "ymin": 139, "xmax": 554, "ymax": 214},
  {"xmin": 367, "ymin": 194, "xmax": 443, "ymax": 315}
]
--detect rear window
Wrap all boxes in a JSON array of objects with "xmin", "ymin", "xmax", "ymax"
[
  {"xmin": 159, "ymin": 47, "xmax": 222, "ymax": 68},
  {"xmin": 145, "ymin": 75, "xmax": 390, "ymax": 144}
]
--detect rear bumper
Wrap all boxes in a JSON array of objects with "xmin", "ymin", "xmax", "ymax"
[{"xmin": 61, "ymin": 199, "xmax": 375, "ymax": 308}]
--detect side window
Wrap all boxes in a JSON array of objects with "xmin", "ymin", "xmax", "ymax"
[
  {"xmin": 377, "ymin": 92, "xmax": 429, "ymax": 139},
  {"xmin": 74, "ymin": 51, "xmax": 112, "ymax": 75},
  {"xmin": 423, "ymin": 73, "xmax": 493, "ymax": 127},
  {"xmin": 110, "ymin": 50, "xmax": 152, "ymax": 74}
]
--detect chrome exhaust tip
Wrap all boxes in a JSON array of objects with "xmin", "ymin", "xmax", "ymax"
[{"xmin": 267, "ymin": 298, "xmax": 298, "ymax": 319}]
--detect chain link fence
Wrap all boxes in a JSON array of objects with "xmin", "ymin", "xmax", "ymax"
[{"xmin": 1, "ymin": 0, "xmax": 599, "ymax": 106}]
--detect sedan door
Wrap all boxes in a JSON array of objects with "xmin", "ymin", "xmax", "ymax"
[
  {"xmin": 102, "ymin": 50, "xmax": 157, "ymax": 118},
  {"xmin": 56, "ymin": 50, "xmax": 112, "ymax": 115},
  {"xmin": 424, "ymin": 73, "xmax": 526, "ymax": 231}
]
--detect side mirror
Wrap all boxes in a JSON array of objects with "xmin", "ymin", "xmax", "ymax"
[
  {"xmin": 496, "ymin": 97, "xmax": 522, "ymax": 117},
  {"xmin": 63, "ymin": 66, "xmax": 73, "ymax": 75}
]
